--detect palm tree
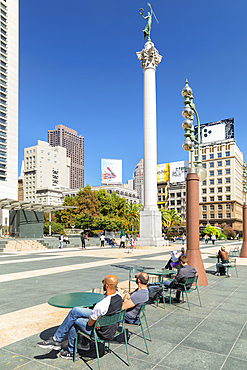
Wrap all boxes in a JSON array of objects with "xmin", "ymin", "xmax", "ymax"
[
  {"xmin": 160, "ymin": 209, "xmax": 182, "ymax": 228},
  {"xmin": 126, "ymin": 202, "xmax": 143, "ymax": 231}
]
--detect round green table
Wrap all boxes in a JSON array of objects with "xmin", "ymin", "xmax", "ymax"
[{"xmin": 48, "ymin": 292, "xmax": 104, "ymax": 308}]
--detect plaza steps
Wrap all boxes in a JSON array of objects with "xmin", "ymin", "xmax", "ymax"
[{"xmin": 0, "ymin": 238, "xmax": 46, "ymax": 252}]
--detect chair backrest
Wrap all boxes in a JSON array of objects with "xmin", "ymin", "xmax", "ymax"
[
  {"xmin": 129, "ymin": 266, "xmax": 146, "ymax": 279},
  {"xmin": 96, "ymin": 309, "xmax": 126, "ymax": 327},
  {"xmin": 137, "ymin": 302, "xmax": 147, "ymax": 319},
  {"xmin": 184, "ymin": 275, "xmax": 198, "ymax": 286},
  {"xmin": 92, "ymin": 287, "xmax": 104, "ymax": 294},
  {"xmin": 229, "ymin": 258, "xmax": 236, "ymax": 266}
]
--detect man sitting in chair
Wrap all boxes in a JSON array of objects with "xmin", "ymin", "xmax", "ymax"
[
  {"xmin": 122, "ymin": 271, "xmax": 149, "ymax": 324},
  {"xmin": 215, "ymin": 246, "xmax": 229, "ymax": 276},
  {"xmin": 37, "ymin": 275, "xmax": 122, "ymax": 361},
  {"xmin": 162, "ymin": 255, "xmax": 196, "ymax": 303}
]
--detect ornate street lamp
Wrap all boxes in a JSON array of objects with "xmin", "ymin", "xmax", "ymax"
[
  {"xmin": 181, "ymin": 80, "xmax": 207, "ymax": 182},
  {"xmin": 240, "ymin": 162, "xmax": 247, "ymax": 257},
  {"xmin": 180, "ymin": 79, "xmax": 208, "ymax": 286}
]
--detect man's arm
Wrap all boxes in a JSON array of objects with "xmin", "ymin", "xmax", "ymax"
[
  {"xmin": 88, "ymin": 316, "xmax": 96, "ymax": 327},
  {"xmin": 122, "ymin": 298, "xmax": 135, "ymax": 310}
]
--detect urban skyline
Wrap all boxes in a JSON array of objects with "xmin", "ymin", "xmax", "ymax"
[{"xmin": 19, "ymin": 1, "xmax": 247, "ymax": 187}]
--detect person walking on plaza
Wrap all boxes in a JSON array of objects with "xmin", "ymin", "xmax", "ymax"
[
  {"xmin": 211, "ymin": 233, "xmax": 216, "ymax": 245},
  {"xmin": 59, "ymin": 234, "xmax": 63, "ymax": 249},
  {"xmin": 182, "ymin": 234, "xmax": 186, "ymax": 246},
  {"xmin": 80, "ymin": 233, "xmax": 86, "ymax": 249},
  {"xmin": 119, "ymin": 234, "xmax": 126, "ymax": 248},
  {"xmin": 37, "ymin": 275, "xmax": 122, "ymax": 360},
  {"xmin": 100, "ymin": 234, "xmax": 105, "ymax": 247},
  {"xmin": 204, "ymin": 234, "xmax": 209, "ymax": 244},
  {"xmin": 129, "ymin": 236, "xmax": 135, "ymax": 253}
]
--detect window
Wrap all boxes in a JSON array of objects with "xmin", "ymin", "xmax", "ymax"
[
  {"xmin": 209, "ymin": 171, "xmax": 214, "ymax": 176},
  {"xmin": 217, "ymin": 161, "xmax": 222, "ymax": 167},
  {"xmin": 226, "ymin": 178, "xmax": 230, "ymax": 183},
  {"xmin": 170, "ymin": 193, "xmax": 175, "ymax": 198},
  {"xmin": 217, "ymin": 153, "xmax": 222, "ymax": 158},
  {"xmin": 202, "ymin": 163, "xmax": 206, "ymax": 168},
  {"xmin": 218, "ymin": 178, "xmax": 222, "ymax": 184},
  {"xmin": 226, "ymin": 204, "xmax": 231, "ymax": 210},
  {"xmin": 226, "ymin": 187, "xmax": 230, "ymax": 192},
  {"xmin": 226, "ymin": 151, "xmax": 230, "ymax": 157},
  {"xmin": 210, "ymin": 188, "xmax": 214, "ymax": 193},
  {"xmin": 226, "ymin": 195, "xmax": 230, "ymax": 201},
  {"xmin": 202, "ymin": 214, "xmax": 207, "ymax": 219},
  {"xmin": 202, "ymin": 188, "xmax": 206, "ymax": 194},
  {"xmin": 210, "ymin": 205, "xmax": 214, "ymax": 210},
  {"xmin": 202, "ymin": 180, "xmax": 206, "ymax": 186},
  {"xmin": 158, "ymin": 196, "xmax": 161, "ymax": 201},
  {"xmin": 226, "ymin": 213, "xmax": 231, "ymax": 218},
  {"xmin": 158, "ymin": 188, "xmax": 161, "ymax": 193},
  {"xmin": 210, "ymin": 154, "xmax": 214, "ymax": 159},
  {"xmin": 226, "ymin": 160, "xmax": 230, "ymax": 166},
  {"xmin": 177, "ymin": 193, "xmax": 181, "ymax": 197},
  {"xmin": 210, "ymin": 196, "xmax": 214, "ymax": 202},
  {"xmin": 202, "ymin": 197, "xmax": 207, "ymax": 202},
  {"xmin": 210, "ymin": 179, "xmax": 214, "ymax": 185},
  {"xmin": 177, "ymin": 200, "xmax": 181, "ymax": 205},
  {"xmin": 202, "ymin": 205, "xmax": 207, "ymax": 211},
  {"xmin": 218, "ymin": 196, "xmax": 222, "ymax": 201},
  {"xmin": 226, "ymin": 169, "xmax": 230, "ymax": 175},
  {"xmin": 218, "ymin": 170, "xmax": 222, "ymax": 176},
  {"xmin": 170, "ymin": 200, "xmax": 175, "ymax": 206},
  {"xmin": 210, "ymin": 214, "xmax": 215, "ymax": 219},
  {"xmin": 218, "ymin": 205, "xmax": 222, "ymax": 210},
  {"xmin": 162, "ymin": 196, "xmax": 166, "ymax": 201},
  {"xmin": 218, "ymin": 187, "xmax": 222, "ymax": 193},
  {"xmin": 209, "ymin": 162, "xmax": 214, "ymax": 168},
  {"xmin": 194, "ymin": 156, "xmax": 198, "ymax": 162},
  {"xmin": 202, "ymin": 155, "xmax": 206, "ymax": 160},
  {"xmin": 218, "ymin": 213, "xmax": 222, "ymax": 219}
]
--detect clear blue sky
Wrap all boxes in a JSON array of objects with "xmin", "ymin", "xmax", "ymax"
[{"xmin": 19, "ymin": 0, "xmax": 247, "ymax": 186}]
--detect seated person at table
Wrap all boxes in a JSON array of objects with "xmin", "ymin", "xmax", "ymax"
[
  {"xmin": 164, "ymin": 247, "xmax": 186, "ymax": 270},
  {"xmin": 37, "ymin": 275, "xmax": 122, "ymax": 360},
  {"xmin": 122, "ymin": 271, "xmax": 149, "ymax": 324},
  {"xmin": 162, "ymin": 255, "xmax": 196, "ymax": 303},
  {"xmin": 215, "ymin": 246, "xmax": 229, "ymax": 276}
]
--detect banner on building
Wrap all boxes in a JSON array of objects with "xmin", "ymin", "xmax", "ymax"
[
  {"xmin": 195, "ymin": 118, "xmax": 234, "ymax": 145},
  {"xmin": 101, "ymin": 158, "xmax": 122, "ymax": 184},
  {"xmin": 157, "ymin": 163, "xmax": 169, "ymax": 183},
  {"xmin": 169, "ymin": 160, "xmax": 189, "ymax": 183}
]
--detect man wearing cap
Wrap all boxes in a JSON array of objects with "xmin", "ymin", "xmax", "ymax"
[
  {"xmin": 215, "ymin": 246, "xmax": 229, "ymax": 276},
  {"xmin": 122, "ymin": 271, "xmax": 149, "ymax": 324},
  {"xmin": 37, "ymin": 275, "xmax": 122, "ymax": 360}
]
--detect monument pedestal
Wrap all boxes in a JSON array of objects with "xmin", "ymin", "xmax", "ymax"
[{"xmin": 137, "ymin": 208, "xmax": 168, "ymax": 246}]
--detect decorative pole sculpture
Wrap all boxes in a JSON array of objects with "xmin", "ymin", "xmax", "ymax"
[
  {"xmin": 136, "ymin": 4, "xmax": 166, "ymax": 246},
  {"xmin": 181, "ymin": 80, "xmax": 208, "ymax": 286},
  {"xmin": 240, "ymin": 163, "xmax": 247, "ymax": 257}
]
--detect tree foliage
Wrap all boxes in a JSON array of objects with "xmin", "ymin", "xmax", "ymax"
[
  {"xmin": 220, "ymin": 223, "xmax": 236, "ymax": 240},
  {"xmin": 203, "ymin": 225, "xmax": 220, "ymax": 238},
  {"xmin": 160, "ymin": 209, "xmax": 182, "ymax": 228}
]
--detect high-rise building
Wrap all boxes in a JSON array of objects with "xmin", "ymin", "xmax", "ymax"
[
  {"xmin": 133, "ymin": 159, "xmax": 144, "ymax": 204},
  {"xmin": 196, "ymin": 140, "xmax": 243, "ymax": 231},
  {"xmin": 0, "ymin": 0, "xmax": 19, "ymax": 198},
  {"xmin": 48, "ymin": 124, "xmax": 84, "ymax": 189},
  {"xmin": 23, "ymin": 140, "xmax": 70, "ymax": 205}
]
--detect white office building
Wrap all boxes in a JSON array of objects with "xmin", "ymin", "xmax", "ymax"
[
  {"xmin": 0, "ymin": 0, "xmax": 19, "ymax": 198},
  {"xmin": 23, "ymin": 140, "xmax": 70, "ymax": 205}
]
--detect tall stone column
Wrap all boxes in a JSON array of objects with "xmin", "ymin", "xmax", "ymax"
[
  {"xmin": 136, "ymin": 41, "xmax": 165, "ymax": 247},
  {"xmin": 186, "ymin": 169, "xmax": 208, "ymax": 286},
  {"xmin": 240, "ymin": 203, "xmax": 247, "ymax": 257}
]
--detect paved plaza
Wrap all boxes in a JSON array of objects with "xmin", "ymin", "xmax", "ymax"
[{"xmin": 0, "ymin": 240, "xmax": 247, "ymax": 369}]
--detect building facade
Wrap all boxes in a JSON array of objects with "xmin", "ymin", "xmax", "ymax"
[
  {"xmin": 195, "ymin": 139, "xmax": 243, "ymax": 231},
  {"xmin": 48, "ymin": 124, "xmax": 84, "ymax": 189},
  {"xmin": 157, "ymin": 181, "xmax": 168, "ymax": 209},
  {"xmin": 63, "ymin": 184, "xmax": 140, "ymax": 204},
  {"xmin": 168, "ymin": 182, "xmax": 186, "ymax": 222},
  {"xmin": 0, "ymin": 0, "xmax": 18, "ymax": 199},
  {"xmin": 133, "ymin": 158, "xmax": 144, "ymax": 204},
  {"xmin": 23, "ymin": 140, "xmax": 70, "ymax": 205}
]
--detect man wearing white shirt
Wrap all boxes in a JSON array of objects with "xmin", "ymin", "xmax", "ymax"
[
  {"xmin": 100, "ymin": 234, "xmax": 105, "ymax": 247},
  {"xmin": 37, "ymin": 275, "xmax": 122, "ymax": 360}
]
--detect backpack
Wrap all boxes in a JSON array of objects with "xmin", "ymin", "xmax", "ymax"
[{"xmin": 147, "ymin": 283, "xmax": 163, "ymax": 303}]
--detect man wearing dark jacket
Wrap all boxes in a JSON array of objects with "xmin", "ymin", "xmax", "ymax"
[{"xmin": 163, "ymin": 255, "xmax": 197, "ymax": 302}]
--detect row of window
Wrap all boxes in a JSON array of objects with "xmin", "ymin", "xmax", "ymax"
[
  {"xmin": 202, "ymin": 179, "xmax": 231, "ymax": 190},
  {"xmin": 201, "ymin": 160, "xmax": 230, "ymax": 169},
  {"xmin": 202, "ymin": 194, "xmax": 231, "ymax": 202},
  {"xmin": 202, "ymin": 204, "xmax": 231, "ymax": 211},
  {"xmin": 202, "ymin": 213, "xmax": 231, "ymax": 219}
]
